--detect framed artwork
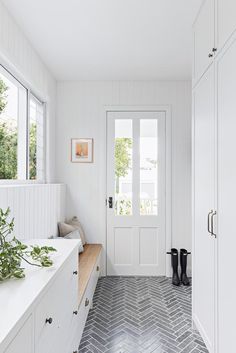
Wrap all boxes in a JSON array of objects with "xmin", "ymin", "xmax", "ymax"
[{"xmin": 71, "ymin": 138, "xmax": 94, "ymax": 163}]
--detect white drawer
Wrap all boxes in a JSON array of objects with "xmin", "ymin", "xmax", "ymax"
[{"xmin": 35, "ymin": 251, "xmax": 78, "ymax": 353}]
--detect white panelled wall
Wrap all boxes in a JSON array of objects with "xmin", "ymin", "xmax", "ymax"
[
  {"xmin": 0, "ymin": 1, "xmax": 56, "ymax": 182},
  {"xmin": 0, "ymin": 3, "xmax": 64, "ymax": 239},
  {"xmin": 0, "ymin": 184, "xmax": 65, "ymax": 239},
  {"xmin": 56, "ymin": 81, "xmax": 192, "ymax": 274}
]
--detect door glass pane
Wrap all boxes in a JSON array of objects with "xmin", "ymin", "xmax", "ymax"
[
  {"xmin": 115, "ymin": 120, "xmax": 132, "ymax": 216},
  {"xmin": 140, "ymin": 119, "xmax": 158, "ymax": 215}
]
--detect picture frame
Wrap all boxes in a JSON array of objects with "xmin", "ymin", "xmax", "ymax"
[{"xmin": 71, "ymin": 138, "xmax": 94, "ymax": 163}]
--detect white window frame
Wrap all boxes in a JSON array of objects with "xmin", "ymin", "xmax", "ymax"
[{"xmin": 0, "ymin": 63, "xmax": 46, "ymax": 185}]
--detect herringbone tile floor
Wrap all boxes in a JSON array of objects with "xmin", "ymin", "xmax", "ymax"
[{"xmin": 79, "ymin": 277, "xmax": 208, "ymax": 353}]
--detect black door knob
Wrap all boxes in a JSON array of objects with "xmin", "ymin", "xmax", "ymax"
[
  {"xmin": 208, "ymin": 53, "xmax": 213, "ymax": 58},
  {"xmin": 73, "ymin": 310, "xmax": 78, "ymax": 315},
  {"xmin": 212, "ymin": 47, "xmax": 217, "ymax": 52},
  {"xmin": 45, "ymin": 317, "xmax": 53, "ymax": 324},
  {"xmin": 73, "ymin": 270, "xmax": 78, "ymax": 275}
]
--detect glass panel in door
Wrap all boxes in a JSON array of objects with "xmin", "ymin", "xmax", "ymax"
[
  {"xmin": 114, "ymin": 119, "xmax": 133, "ymax": 216},
  {"xmin": 140, "ymin": 119, "xmax": 158, "ymax": 215}
]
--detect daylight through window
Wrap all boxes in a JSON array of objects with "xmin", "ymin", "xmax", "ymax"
[{"xmin": 0, "ymin": 65, "xmax": 45, "ymax": 181}]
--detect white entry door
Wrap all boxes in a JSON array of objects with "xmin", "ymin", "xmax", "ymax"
[{"xmin": 106, "ymin": 111, "xmax": 166, "ymax": 276}]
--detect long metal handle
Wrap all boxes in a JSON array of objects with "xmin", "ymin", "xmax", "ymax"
[
  {"xmin": 211, "ymin": 211, "xmax": 217, "ymax": 238},
  {"xmin": 208, "ymin": 210, "xmax": 214, "ymax": 234}
]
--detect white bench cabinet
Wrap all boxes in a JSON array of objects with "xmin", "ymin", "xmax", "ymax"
[{"xmin": 0, "ymin": 239, "xmax": 79, "ymax": 353}]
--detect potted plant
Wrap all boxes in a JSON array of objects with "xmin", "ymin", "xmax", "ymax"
[{"xmin": 0, "ymin": 208, "xmax": 56, "ymax": 282}]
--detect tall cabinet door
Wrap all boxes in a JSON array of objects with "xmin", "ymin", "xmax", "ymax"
[
  {"xmin": 217, "ymin": 0, "xmax": 236, "ymax": 51},
  {"xmin": 216, "ymin": 37, "xmax": 236, "ymax": 353},
  {"xmin": 193, "ymin": 0, "xmax": 215, "ymax": 84},
  {"xmin": 193, "ymin": 65, "xmax": 216, "ymax": 352}
]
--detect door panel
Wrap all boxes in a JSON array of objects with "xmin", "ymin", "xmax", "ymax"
[
  {"xmin": 217, "ymin": 38, "xmax": 236, "ymax": 353},
  {"xmin": 193, "ymin": 0, "xmax": 215, "ymax": 84},
  {"xmin": 139, "ymin": 228, "xmax": 158, "ymax": 265},
  {"xmin": 107, "ymin": 111, "xmax": 166, "ymax": 276},
  {"xmin": 193, "ymin": 66, "xmax": 215, "ymax": 351}
]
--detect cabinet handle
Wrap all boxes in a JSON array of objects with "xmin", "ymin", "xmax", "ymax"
[
  {"xmin": 73, "ymin": 270, "xmax": 78, "ymax": 275},
  {"xmin": 211, "ymin": 211, "xmax": 217, "ymax": 238},
  {"xmin": 85, "ymin": 298, "xmax": 90, "ymax": 307},
  {"xmin": 208, "ymin": 53, "xmax": 213, "ymax": 58},
  {"xmin": 212, "ymin": 47, "xmax": 217, "ymax": 52},
  {"xmin": 45, "ymin": 317, "xmax": 53, "ymax": 324},
  {"xmin": 96, "ymin": 265, "xmax": 100, "ymax": 272},
  {"xmin": 73, "ymin": 310, "xmax": 78, "ymax": 315},
  {"xmin": 207, "ymin": 210, "xmax": 214, "ymax": 234}
]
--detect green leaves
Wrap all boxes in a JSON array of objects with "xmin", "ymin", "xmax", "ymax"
[{"xmin": 0, "ymin": 208, "xmax": 56, "ymax": 282}]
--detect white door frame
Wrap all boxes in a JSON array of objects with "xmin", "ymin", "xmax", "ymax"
[{"xmin": 104, "ymin": 105, "xmax": 172, "ymax": 277}]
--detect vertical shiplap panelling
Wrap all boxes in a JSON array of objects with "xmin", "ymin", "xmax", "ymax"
[
  {"xmin": 56, "ymin": 81, "xmax": 192, "ymax": 263},
  {"xmin": 0, "ymin": 184, "xmax": 65, "ymax": 240}
]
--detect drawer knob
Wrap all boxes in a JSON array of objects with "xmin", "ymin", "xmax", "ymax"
[
  {"xmin": 45, "ymin": 317, "xmax": 53, "ymax": 324},
  {"xmin": 212, "ymin": 47, "xmax": 217, "ymax": 52},
  {"xmin": 208, "ymin": 53, "xmax": 213, "ymax": 58},
  {"xmin": 73, "ymin": 270, "xmax": 78, "ymax": 275},
  {"xmin": 85, "ymin": 298, "xmax": 90, "ymax": 307},
  {"xmin": 96, "ymin": 265, "xmax": 100, "ymax": 272},
  {"xmin": 73, "ymin": 310, "xmax": 78, "ymax": 315}
]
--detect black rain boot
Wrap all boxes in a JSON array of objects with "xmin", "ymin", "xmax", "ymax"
[
  {"xmin": 169, "ymin": 248, "xmax": 180, "ymax": 286},
  {"xmin": 180, "ymin": 249, "xmax": 190, "ymax": 286}
]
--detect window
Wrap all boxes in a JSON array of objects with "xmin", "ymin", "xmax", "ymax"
[{"xmin": 0, "ymin": 65, "xmax": 45, "ymax": 181}]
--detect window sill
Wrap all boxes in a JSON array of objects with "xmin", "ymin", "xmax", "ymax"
[{"xmin": 0, "ymin": 180, "xmax": 46, "ymax": 186}]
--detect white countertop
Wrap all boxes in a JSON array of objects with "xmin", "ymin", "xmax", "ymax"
[{"xmin": 0, "ymin": 239, "xmax": 79, "ymax": 347}]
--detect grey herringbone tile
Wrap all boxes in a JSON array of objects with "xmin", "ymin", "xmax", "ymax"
[{"xmin": 78, "ymin": 277, "xmax": 208, "ymax": 353}]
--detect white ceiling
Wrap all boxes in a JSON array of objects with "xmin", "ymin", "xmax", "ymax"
[{"xmin": 2, "ymin": 0, "xmax": 202, "ymax": 81}]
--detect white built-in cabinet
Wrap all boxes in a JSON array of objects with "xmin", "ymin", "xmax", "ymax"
[
  {"xmin": 0, "ymin": 240, "xmax": 80, "ymax": 353},
  {"xmin": 193, "ymin": 65, "xmax": 216, "ymax": 352},
  {"xmin": 217, "ymin": 0, "xmax": 236, "ymax": 50},
  {"xmin": 193, "ymin": 0, "xmax": 236, "ymax": 86},
  {"xmin": 193, "ymin": 1, "xmax": 236, "ymax": 352},
  {"xmin": 193, "ymin": 0, "xmax": 215, "ymax": 84}
]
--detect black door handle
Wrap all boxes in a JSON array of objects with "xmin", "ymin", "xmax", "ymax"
[{"xmin": 108, "ymin": 197, "xmax": 113, "ymax": 208}]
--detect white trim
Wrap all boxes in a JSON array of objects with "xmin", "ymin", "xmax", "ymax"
[
  {"xmin": 193, "ymin": 314, "xmax": 212, "ymax": 353},
  {"xmin": 0, "ymin": 52, "xmax": 48, "ymax": 103},
  {"xmin": 104, "ymin": 105, "xmax": 172, "ymax": 277}
]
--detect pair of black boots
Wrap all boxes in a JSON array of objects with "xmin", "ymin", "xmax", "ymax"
[{"xmin": 168, "ymin": 248, "xmax": 190, "ymax": 286}]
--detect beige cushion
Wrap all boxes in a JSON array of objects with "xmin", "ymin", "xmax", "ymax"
[
  {"xmin": 67, "ymin": 217, "xmax": 86, "ymax": 245},
  {"xmin": 58, "ymin": 222, "xmax": 75, "ymax": 237}
]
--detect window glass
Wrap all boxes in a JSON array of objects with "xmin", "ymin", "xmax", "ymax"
[
  {"xmin": 115, "ymin": 120, "xmax": 133, "ymax": 216},
  {"xmin": 29, "ymin": 95, "xmax": 44, "ymax": 180},
  {"xmin": 140, "ymin": 119, "xmax": 158, "ymax": 215},
  {"xmin": 0, "ymin": 65, "xmax": 45, "ymax": 181}
]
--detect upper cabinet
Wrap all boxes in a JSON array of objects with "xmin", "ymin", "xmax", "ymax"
[
  {"xmin": 193, "ymin": 0, "xmax": 236, "ymax": 86},
  {"xmin": 217, "ymin": 0, "xmax": 236, "ymax": 49},
  {"xmin": 193, "ymin": 0, "xmax": 215, "ymax": 84}
]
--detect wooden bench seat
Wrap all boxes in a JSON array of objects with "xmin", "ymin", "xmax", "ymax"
[{"xmin": 78, "ymin": 244, "xmax": 102, "ymax": 304}]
